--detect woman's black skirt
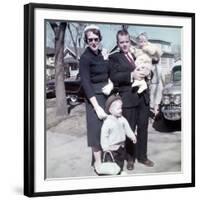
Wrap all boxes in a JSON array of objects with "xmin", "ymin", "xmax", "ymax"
[{"xmin": 85, "ymin": 94, "xmax": 107, "ymax": 147}]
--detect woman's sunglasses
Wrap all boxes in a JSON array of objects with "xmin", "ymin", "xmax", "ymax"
[{"xmin": 87, "ymin": 38, "xmax": 99, "ymax": 43}]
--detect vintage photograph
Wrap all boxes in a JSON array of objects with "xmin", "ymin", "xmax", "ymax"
[
  {"xmin": 45, "ymin": 21, "xmax": 182, "ymax": 178},
  {"xmin": 24, "ymin": 3, "xmax": 194, "ymax": 196}
]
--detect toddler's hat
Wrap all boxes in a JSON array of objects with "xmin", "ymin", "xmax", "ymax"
[{"xmin": 105, "ymin": 94, "xmax": 122, "ymax": 114}]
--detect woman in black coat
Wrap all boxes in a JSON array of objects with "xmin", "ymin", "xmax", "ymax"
[{"xmin": 79, "ymin": 25, "xmax": 111, "ymax": 173}]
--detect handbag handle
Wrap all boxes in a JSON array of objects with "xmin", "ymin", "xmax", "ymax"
[{"xmin": 102, "ymin": 151, "xmax": 116, "ymax": 162}]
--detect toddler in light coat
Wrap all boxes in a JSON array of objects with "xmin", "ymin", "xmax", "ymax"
[{"xmin": 99, "ymin": 95, "xmax": 137, "ymax": 174}]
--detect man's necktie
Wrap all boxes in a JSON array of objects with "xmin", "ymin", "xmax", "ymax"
[{"xmin": 125, "ymin": 53, "xmax": 135, "ymax": 69}]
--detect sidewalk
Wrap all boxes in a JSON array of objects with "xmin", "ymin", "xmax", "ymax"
[{"xmin": 46, "ymin": 100, "xmax": 181, "ymax": 179}]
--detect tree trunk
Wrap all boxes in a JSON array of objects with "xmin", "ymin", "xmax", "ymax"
[{"xmin": 51, "ymin": 22, "xmax": 68, "ymax": 116}]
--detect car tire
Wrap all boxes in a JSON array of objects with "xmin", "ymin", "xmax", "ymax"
[{"xmin": 67, "ymin": 95, "xmax": 79, "ymax": 106}]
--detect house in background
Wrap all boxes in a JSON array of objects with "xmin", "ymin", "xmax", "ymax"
[
  {"xmin": 46, "ymin": 46, "xmax": 84, "ymax": 80},
  {"xmin": 149, "ymin": 39, "xmax": 175, "ymax": 84},
  {"xmin": 46, "ymin": 47, "xmax": 55, "ymax": 80},
  {"xmin": 46, "ymin": 37, "xmax": 177, "ymax": 84},
  {"xmin": 64, "ymin": 46, "xmax": 84, "ymax": 78}
]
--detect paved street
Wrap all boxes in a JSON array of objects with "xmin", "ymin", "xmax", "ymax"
[{"xmin": 46, "ymin": 100, "xmax": 181, "ymax": 179}]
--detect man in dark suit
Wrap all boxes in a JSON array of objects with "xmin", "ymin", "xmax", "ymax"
[{"xmin": 109, "ymin": 29, "xmax": 154, "ymax": 170}]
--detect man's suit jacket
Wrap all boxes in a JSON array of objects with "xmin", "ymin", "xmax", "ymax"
[{"xmin": 109, "ymin": 51, "xmax": 150, "ymax": 108}]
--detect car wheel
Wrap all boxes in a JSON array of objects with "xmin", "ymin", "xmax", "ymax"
[{"xmin": 67, "ymin": 95, "xmax": 79, "ymax": 106}]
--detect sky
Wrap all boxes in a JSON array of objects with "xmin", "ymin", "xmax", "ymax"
[
  {"xmin": 98, "ymin": 23, "xmax": 181, "ymax": 50},
  {"xmin": 46, "ymin": 21, "xmax": 181, "ymax": 52}
]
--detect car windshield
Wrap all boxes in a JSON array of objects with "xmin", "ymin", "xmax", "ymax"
[{"xmin": 172, "ymin": 65, "xmax": 181, "ymax": 82}]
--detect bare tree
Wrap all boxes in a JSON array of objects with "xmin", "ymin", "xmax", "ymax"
[
  {"xmin": 66, "ymin": 23, "xmax": 87, "ymax": 60},
  {"xmin": 122, "ymin": 24, "xmax": 129, "ymax": 31},
  {"xmin": 50, "ymin": 22, "xmax": 68, "ymax": 116}
]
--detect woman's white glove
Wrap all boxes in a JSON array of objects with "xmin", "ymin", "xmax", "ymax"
[
  {"xmin": 94, "ymin": 106, "xmax": 108, "ymax": 120},
  {"xmin": 102, "ymin": 79, "xmax": 114, "ymax": 96},
  {"xmin": 101, "ymin": 48, "xmax": 109, "ymax": 60}
]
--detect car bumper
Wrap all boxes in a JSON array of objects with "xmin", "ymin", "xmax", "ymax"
[
  {"xmin": 161, "ymin": 106, "xmax": 181, "ymax": 121},
  {"xmin": 46, "ymin": 89, "xmax": 55, "ymax": 98}
]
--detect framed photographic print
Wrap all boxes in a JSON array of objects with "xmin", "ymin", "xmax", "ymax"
[{"xmin": 24, "ymin": 3, "xmax": 195, "ymax": 197}]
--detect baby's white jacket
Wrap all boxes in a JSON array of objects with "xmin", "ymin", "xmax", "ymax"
[{"xmin": 101, "ymin": 115, "xmax": 135, "ymax": 151}]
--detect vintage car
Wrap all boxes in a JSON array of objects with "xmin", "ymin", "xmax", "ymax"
[
  {"xmin": 46, "ymin": 74, "xmax": 85, "ymax": 105},
  {"xmin": 161, "ymin": 62, "xmax": 181, "ymax": 122},
  {"xmin": 46, "ymin": 79, "xmax": 56, "ymax": 98}
]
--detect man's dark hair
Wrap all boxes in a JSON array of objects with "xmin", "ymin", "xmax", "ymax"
[{"xmin": 116, "ymin": 29, "xmax": 130, "ymax": 43}]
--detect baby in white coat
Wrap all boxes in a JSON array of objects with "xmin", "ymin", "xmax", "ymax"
[{"xmin": 131, "ymin": 33, "xmax": 162, "ymax": 93}]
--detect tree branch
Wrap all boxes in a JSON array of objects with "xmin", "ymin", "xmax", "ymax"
[
  {"xmin": 60, "ymin": 22, "xmax": 67, "ymax": 31},
  {"xmin": 49, "ymin": 22, "xmax": 58, "ymax": 34},
  {"xmin": 67, "ymin": 24, "xmax": 78, "ymax": 59}
]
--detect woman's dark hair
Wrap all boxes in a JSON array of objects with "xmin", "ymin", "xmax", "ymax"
[
  {"xmin": 116, "ymin": 29, "xmax": 130, "ymax": 43},
  {"xmin": 84, "ymin": 29, "xmax": 102, "ymax": 44}
]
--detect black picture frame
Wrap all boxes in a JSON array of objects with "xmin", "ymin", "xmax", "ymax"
[{"xmin": 24, "ymin": 3, "xmax": 195, "ymax": 197}]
